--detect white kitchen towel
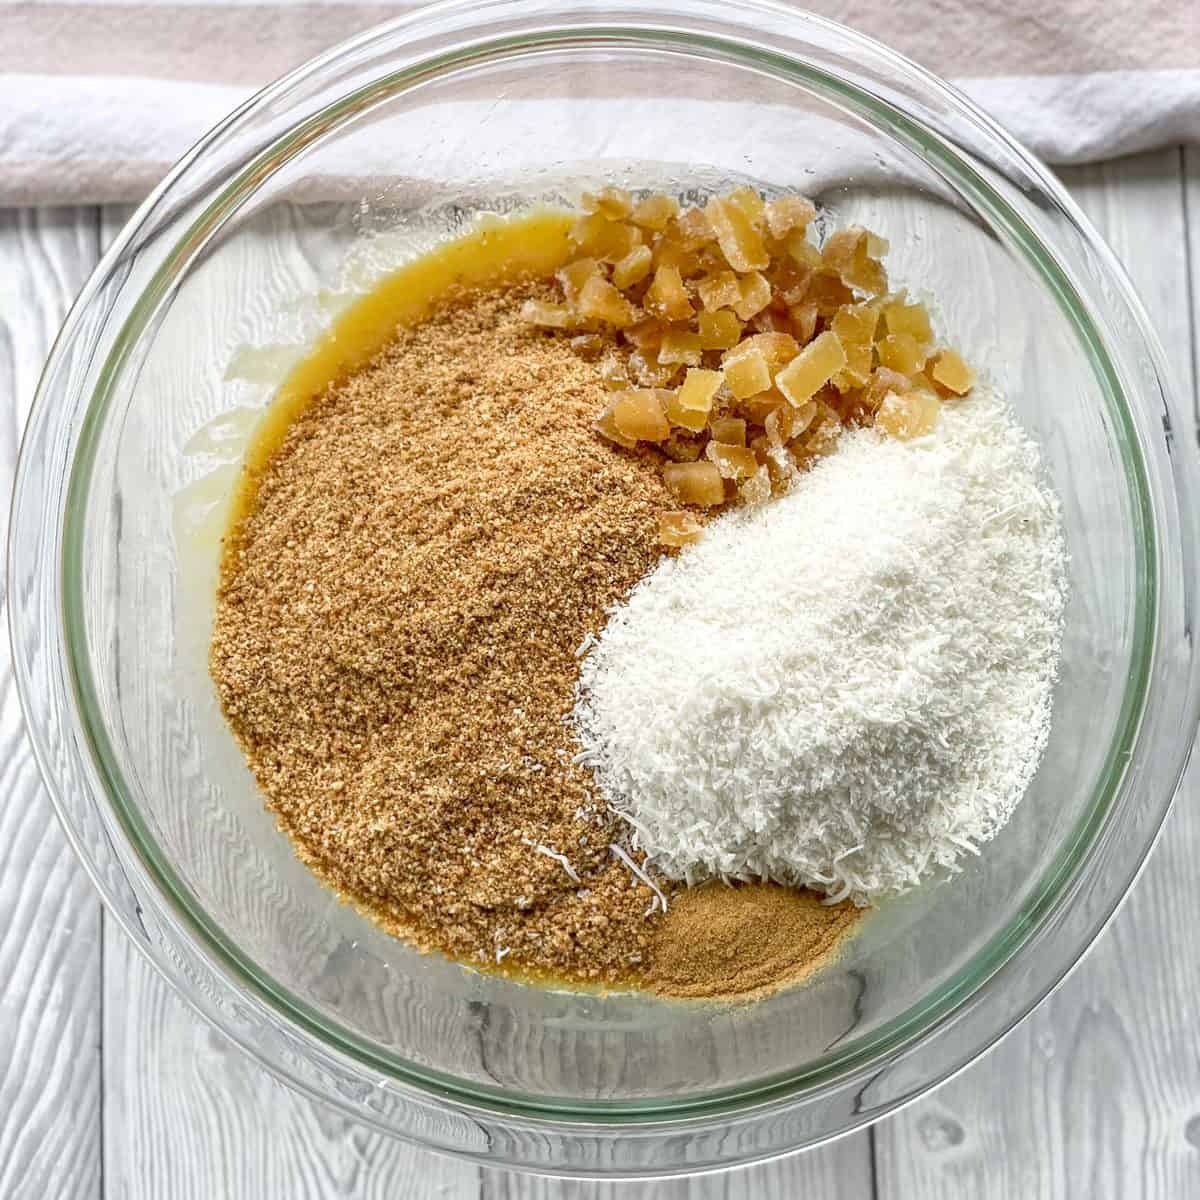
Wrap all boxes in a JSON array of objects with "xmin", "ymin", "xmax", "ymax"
[{"xmin": 1, "ymin": 0, "xmax": 1197, "ymax": 206}]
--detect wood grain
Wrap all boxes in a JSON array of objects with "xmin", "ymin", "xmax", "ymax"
[
  {"xmin": 481, "ymin": 1135, "xmax": 876, "ymax": 1200},
  {"xmin": 1185, "ymin": 146, "xmax": 1200, "ymax": 428},
  {"xmin": 0, "ymin": 209, "xmax": 102, "ymax": 1200},
  {"xmin": 875, "ymin": 147, "xmax": 1200, "ymax": 1200}
]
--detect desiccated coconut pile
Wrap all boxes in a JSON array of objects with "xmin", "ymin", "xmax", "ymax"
[{"xmin": 573, "ymin": 390, "xmax": 1068, "ymax": 904}]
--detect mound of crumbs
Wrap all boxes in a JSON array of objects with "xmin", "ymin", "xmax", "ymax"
[{"xmin": 211, "ymin": 183, "xmax": 1066, "ymax": 1001}]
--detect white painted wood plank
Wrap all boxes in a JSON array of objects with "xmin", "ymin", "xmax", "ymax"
[
  {"xmin": 482, "ymin": 1135, "xmax": 875, "ymax": 1200},
  {"xmin": 1185, "ymin": 146, "xmax": 1199, "ymax": 428},
  {"xmin": 0, "ymin": 209, "xmax": 102, "ymax": 1200},
  {"xmin": 876, "ymin": 147, "xmax": 1200, "ymax": 1200},
  {"xmin": 96, "ymin": 205, "xmax": 480, "ymax": 1200}
]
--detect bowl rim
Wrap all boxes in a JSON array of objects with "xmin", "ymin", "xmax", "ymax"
[{"xmin": 12, "ymin": 0, "xmax": 1200, "ymax": 1173}]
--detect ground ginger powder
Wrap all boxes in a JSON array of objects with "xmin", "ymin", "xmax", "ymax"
[{"xmin": 211, "ymin": 279, "xmax": 861, "ymax": 995}]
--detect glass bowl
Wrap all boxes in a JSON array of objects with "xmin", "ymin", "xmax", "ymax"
[{"xmin": 10, "ymin": 0, "xmax": 1200, "ymax": 1178}]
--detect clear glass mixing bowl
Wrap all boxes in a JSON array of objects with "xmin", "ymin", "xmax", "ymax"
[{"xmin": 10, "ymin": 0, "xmax": 1200, "ymax": 1178}]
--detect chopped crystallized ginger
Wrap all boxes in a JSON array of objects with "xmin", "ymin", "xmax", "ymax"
[
  {"xmin": 765, "ymin": 195, "xmax": 816, "ymax": 239},
  {"xmin": 582, "ymin": 186, "xmax": 634, "ymax": 220},
  {"xmin": 632, "ymin": 194, "xmax": 681, "ymax": 231},
  {"xmin": 577, "ymin": 275, "xmax": 639, "ymax": 327},
  {"xmin": 658, "ymin": 329, "xmax": 704, "ymax": 366},
  {"xmin": 883, "ymin": 294, "xmax": 933, "ymax": 344},
  {"xmin": 877, "ymin": 390, "xmax": 940, "ymax": 440},
  {"xmin": 663, "ymin": 460, "xmax": 726, "ymax": 507},
  {"xmin": 657, "ymin": 510, "xmax": 704, "ymax": 546},
  {"xmin": 697, "ymin": 270, "xmax": 743, "ymax": 312},
  {"xmin": 706, "ymin": 441, "xmax": 759, "ymax": 480},
  {"xmin": 612, "ymin": 389, "xmax": 672, "ymax": 442},
  {"xmin": 557, "ymin": 256, "xmax": 601, "ymax": 301},
  {"xmin": 644, "ymin": 266, "xmax": 694, "ymax": 321},
  {"xmin": 930, "ymin": 348, "xmax": 975, "ymax": 396},
  {"xmin": 698, "ymin": 309, "xmax": 743, "ymax": 349},
  {"xmin": 520, "ymin": 300, "xmax": 574, "ymax": 329},
  {"xmin": 665, "ymin": 389, "xmax": 710, "ymax": 433},
  {"xmin": 734, "ymin": 272, "xmax": 773, "ymax": 321},
  {"xmin": 612, "ymin": 244, "xmax": 653, "ymax": 290},
  {"xmin": 709, "ymin": 416, "xmax": 747, "ymax": 446},
  {"xmin": 723, "ymin": 347, "xmax": 773, "ymax": 400},
  {"xmin": 520, "ymin": 186, "xmax": 976, "ymax": 524},
  {"xmin": 739, "ymin": 465, "xmax": 773, "ymax": 505},
  {"xmin": 776, "ymin": 331, "xmax": 847, "ymax": 406},
  {"xmin": 705, "ymin": 195, "xmax": 769, "ymax": 272},
  {"xmin": 677, "ymin": 368, "xmax": 722, "ymax": 413},
  {"xmin": 822, "ymin": 226, "xmax": 888, "ymax": 294},
  {"xmin": 877, "ymin": 332, "xmax": 928, "ymax": 375}
]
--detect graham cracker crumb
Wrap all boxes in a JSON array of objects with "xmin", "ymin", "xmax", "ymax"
[{"xmin": 211, "ymin": 281, "xmax": 678, "ymax": 983}]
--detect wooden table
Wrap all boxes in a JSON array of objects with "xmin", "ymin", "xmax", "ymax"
[{"xmin": 2, "ymin": 147, "xmax": 1198, "ymax": 1200}]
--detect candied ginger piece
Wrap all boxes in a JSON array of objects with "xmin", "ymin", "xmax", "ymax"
[
  {"xmin": 612, "ymin": 389, "xmax": 671, "ymax": 442},
  {"xmin": 806, "ymin": 272, "xmax": 856, "ymax": 316},
  {"xmin": 664, "ymin": 389, "xmax": 709, "ymax": 433},
  {"xmin": 557, "ymin": 257, "xmax": 602, "ymax": 302},
  {"xmin": 595, "ymin": 401, "xmax": 638, "ymax": 449},
  {"xmin": 739, "ymin": 465, "xmax": 773, "ymax": 505},
  {"xmin": 612, "ymin": 244, "xmax": 653, "ymax": 290},
  {"xmin": 520, "ymin": 300, "xmax": 573, "ymax": 328},
  {"xmin": 697, "ymin": 270, "xmax": 742, "ymax": 312},
  {"xmin": 705, "ymin": 195, "xmax": 770, "ymax": 272},
  {"xmin": 765, "ymin": 195, "xmax": 817, "ymax": 239},
  {"xmin": 877, "ymin": 332, "xmax": 928, "ymax": 374},
  {"xmin": 751, "ymin": 305, "xmax": 792, "ymax": 334},
  {"xmin": 877, "ymin": 390, "xmax": 940, "ymax": 440},
  {"xmin": 653, "ymin": 238, "xmax": 703, "ymax": 278},
  {"xmin": 775, "ymin": 330, "xmax": 847, "ymax": 406},
  {"xmin": 658, "ymin": 510, "xmax": 704, "ymax": 547},
  {"xmin": 628, "ymin": 349, "xmax": 678, "ymax": 388},
  {"xmin": 674, "ymin": 207, "xmax": 713, "ymax": 249},
  {"xmin": 677, "ymin": 367, "xmax": 722, "ymax": 414},
  {"xmin": 705, "ymin": 441, "xmax": 759, "ymax": 481},
  {"xmin": 663, "ymin": 460, "xmax": 725, "ymax": 507},
  {"xmin": 658, "ymin": 329, "xmax": 704, "ymax": 366},
  {"xmin": 571, "ymin": 213, "xmax": 640, "ymax": 263},
  {"xmin": 862, "ymin": 366, "xmax": 912, "ymax": 410},
  {"xmin": 832, "ymin": 302, "xmax": 880, "ymax": 386},
  {"xmin": 577, "ymin": 275, "xmax": 639, "ymax": 327},
  {"xmin": 698, "ymin": 309, "xmax": 743, "ymax": 349},
  {"xmin": 789, "ymin": 301, "xmax": 819, "ymax": 344},
  {"xmin": 822, "ymin": 226, "xmax": 888, "ymax": 294},
  {"xmin": 737, "ymin": 331, "xmax": 800, "ymax": 366},
  {"xmin": 727, "ymin": 186, "xmax": 766, "ymax": 226},
  {"xmin": 599, "ymin": 354, "xmax": 631, "ymax": 391},
  {"xmin": 737, "ymin": 389, "xmax": 784, "ymax": 425},
  {"xmin": 710, "ymin": 416, "xmax": 747, "ymax": 446},
  {"xmin": 766, "ymin": 401, "xmax": 816, "ymax": 446},
  {"xmin": 723, "ymin": 346, "xmax": 773, "ymax": 399},
  {"xmin": 582, "ymin": 186, "xmax": 634, "ymax": 220},
  {"xmin": 644, "ymin": 265, "xmax": 694, "ymax": 321},
  {"xmin": 623, "ymin": 317, "xmax": 664, "ymax": 352},
  {"xmin": 785, "ymin": 234, "xmax": 823, "ymax": 271},
  {"xmin": 632, "ymin": 193, "xmax": 680, "ymax": 231},
  {"xmin": 929, "ymin": 348, "xmax": 975, "ymax": 395},
  {"xmin": 733, "ymin": 271, "xmax": 772, "ymax": 320},
  {"xmin": 883, "ymin": 294, "xmax": 933, "ymax": 344}
]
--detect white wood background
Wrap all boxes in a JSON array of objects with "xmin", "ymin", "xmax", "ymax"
[{"xmin": 1, "ymin": 147, "xmax": 1198, "ymax": 1199}]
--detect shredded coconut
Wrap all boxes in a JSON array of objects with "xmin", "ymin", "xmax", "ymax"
[{"xmin": 573, "ymin": 392, "xmax": 1067, "ymax": 904}]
